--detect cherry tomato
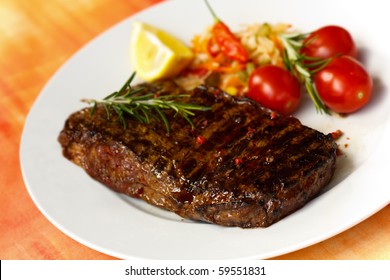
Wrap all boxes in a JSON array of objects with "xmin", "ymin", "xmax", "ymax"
[
  {"xmin": 247, "ymin": 65, "xmax": 301, "ymax": 115},
  {"xmin": 314, "ymin": 56, "xmax": 372, "ymax": 113},
  {"xmin": 301, "ymin": 25, "xmax": 357, "ymax": 59}
]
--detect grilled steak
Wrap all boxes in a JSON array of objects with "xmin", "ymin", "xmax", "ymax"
[{"xmin": 58, "ymin": 81, "xmax": 337, "ymax": 228}]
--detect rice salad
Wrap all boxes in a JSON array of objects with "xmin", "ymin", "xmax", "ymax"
[{"xmin": 175, "ymin": 23, "xmax": 292, "ymax": 96}]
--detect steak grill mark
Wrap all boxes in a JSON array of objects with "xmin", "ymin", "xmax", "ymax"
[{"xmin": 58, "ymin": 81, "xmax": 337, "ymax": 228}]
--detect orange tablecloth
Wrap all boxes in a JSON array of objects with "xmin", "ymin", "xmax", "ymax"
[{"xmin": 1, "ymin": 0, "xmax": 389, "ymax": 260}]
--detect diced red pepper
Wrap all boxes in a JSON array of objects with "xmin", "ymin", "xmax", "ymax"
[
  {"xmin": 234, "ymin": 157, "xmax": 244, "ymax": 166},
  {"xmin": 331, "ymin": 129, "xmax": 343, "ymax": 140},
  {"xmin": 205, "ymin": 0, "xmax": 248, "ymax": 63},
  {"xmin": 270, "ymin": 111, "xmax": 278, "ymax": 119},
  {"xmin": 196, "ymin": 135, "xmax": 206, "ymax": 145},
  {"xmin": 207, "ymin": 37, "xmax": 220, "ymax": 57},
  {"xmin": 212, "ymin": 22, "xmax": 248, "ymax": 63}
]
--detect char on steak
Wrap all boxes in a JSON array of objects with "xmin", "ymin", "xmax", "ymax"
[{"xmin": 58, "ymin": 81, "xmax": 337, "ymax": 228}]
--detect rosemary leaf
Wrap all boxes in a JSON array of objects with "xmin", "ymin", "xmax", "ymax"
[
  {"xmin": 81, "ymin": 73, "xmax": 211, "ymax": 133},
  {"xmin": 90, "ymin": 101, "xmax": 97, "ymax": 116},
  {"xmin": 103, "ymin": 103, "xmax": 111, "ymax": 120},
  {"xmin": 103, "ymin": 91, "xmax": 119, "ymax": 100},
  {"xmin": 118, "ymin": 72, "xmax": 136, "ymax": 94},
  {"xmin": 113, "ymin": 105, "xmax": 127, "ymax": 128},
  {"xmin": 139, "ymin": 106, "xmax": 151, "ymax": 123},
  {"xmin": 123, "ymin": 87, "xmax": 145, "ymax": 98},
  {"xmin": 182, "ymin": 114, "xmax": 195, "ymax": 129},
  {"xmin": 279, "ymin": 33, "xmax": 330, "ymax": 114},
  {"xmin": 304, "ymin": 79, "xmax": 328, "ymax": 114},
  {"xmin": 154, "ymin": 107, "xmax": 170, "ymax": 132}
]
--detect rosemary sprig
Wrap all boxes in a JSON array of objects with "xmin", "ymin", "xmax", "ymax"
[
  {"xmin": 279, "ymin": 33, "xmax": 331, "ymax": 114},
  {"xmin": 81, "ymin": 73, "xmax": 211, "ymax": 133}
]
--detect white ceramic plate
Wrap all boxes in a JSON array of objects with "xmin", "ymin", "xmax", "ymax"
[{"xmin": 20, "ymin": 0, "xmax": 390, "ymax": 259}]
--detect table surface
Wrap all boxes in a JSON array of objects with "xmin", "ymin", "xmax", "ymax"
[{"xmin": 1, "ymin": 0, "xmax": 389, "ymax": 260}]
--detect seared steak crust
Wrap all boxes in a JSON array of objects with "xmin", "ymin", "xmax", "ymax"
[{"xmin": 58, "ymin": 82, "xmax": 337, "ymax": 228}]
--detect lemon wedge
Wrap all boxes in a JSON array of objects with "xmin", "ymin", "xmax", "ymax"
[{"xmin": 130, "ymin": 21, "xmax": 194, "ymax": 82}]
